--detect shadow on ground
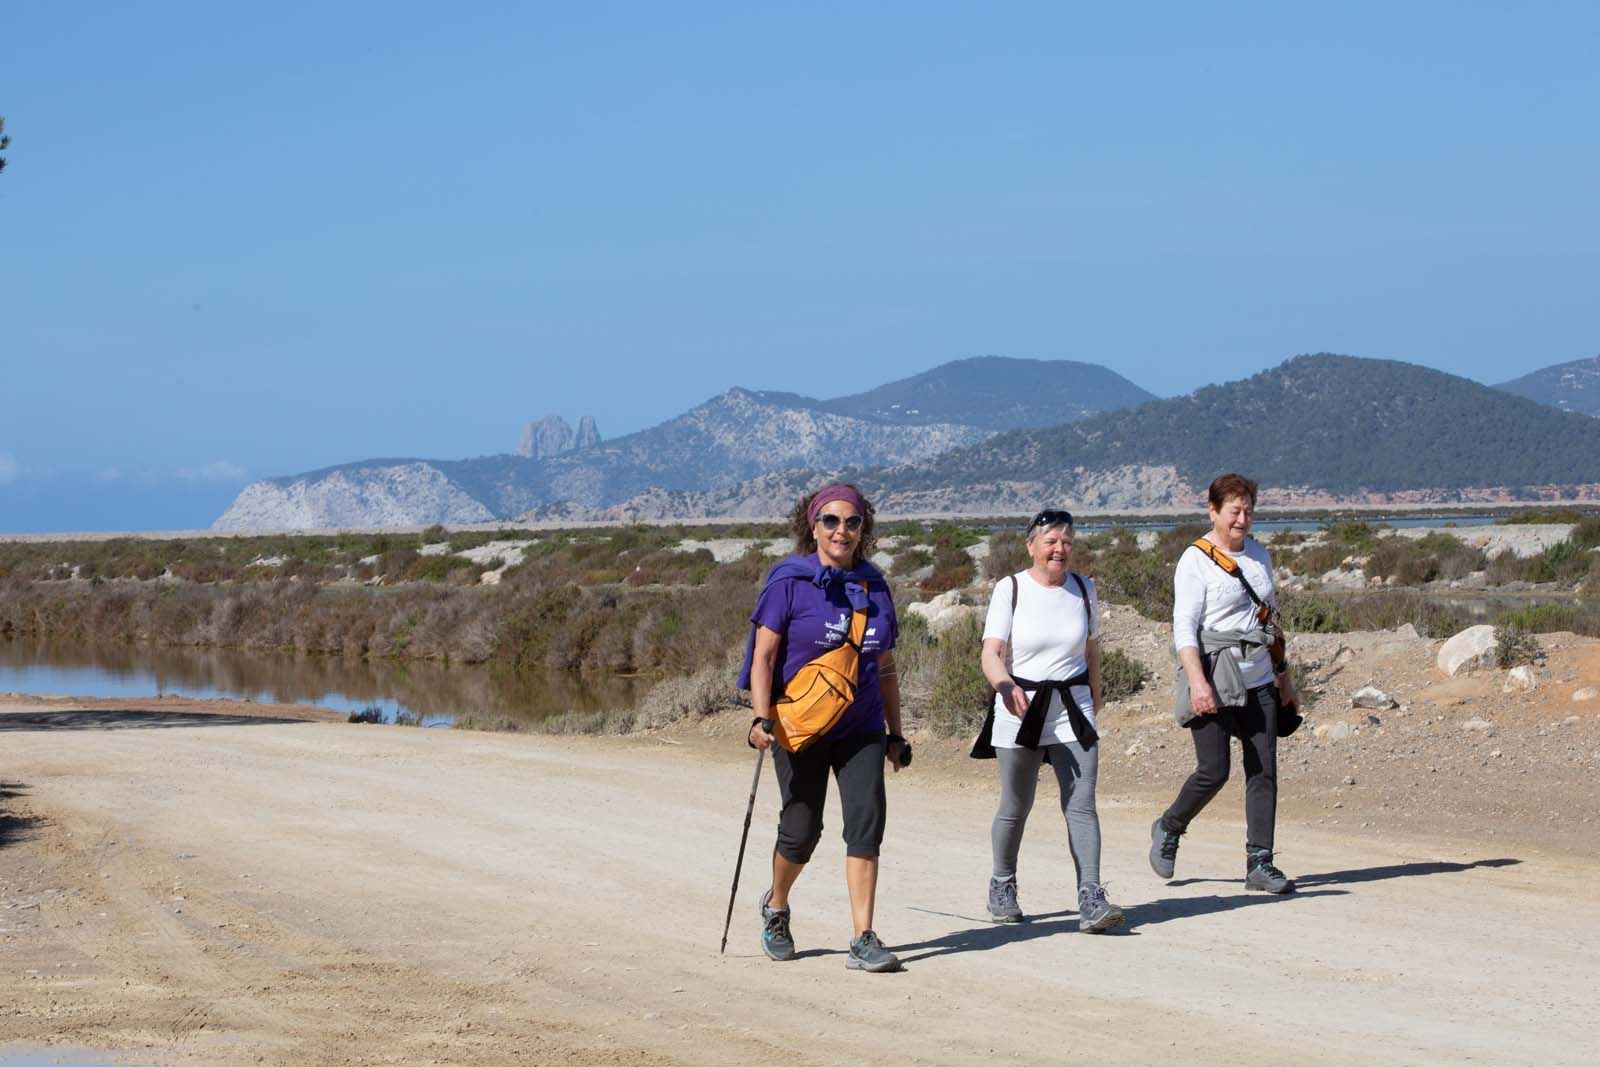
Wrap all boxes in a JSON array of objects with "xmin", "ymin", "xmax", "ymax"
[
  {"xmin": 896, "ymin": 888, "xmax": 1347, "ymax": 963},
  {"xmin": 0, "ymin": 710, "xmax": 316, "ymax": 732},
  {"xmin": 1166, "ymin": 857, "xmax": 1521, "ymax": 891},
  {"xmin": 0, "ymin": 780, "xmax": 41, "ymax": 851}
]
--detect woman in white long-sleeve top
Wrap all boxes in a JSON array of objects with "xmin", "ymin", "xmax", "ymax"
[{"xmin": 1150, "ymin": 473, "xmax": 1299, "ymax": 894}]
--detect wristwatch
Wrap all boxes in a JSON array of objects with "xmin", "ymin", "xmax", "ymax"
[{"xmin": 1272, "ymin": 660, "xmax": 1289, "ymax": 675}]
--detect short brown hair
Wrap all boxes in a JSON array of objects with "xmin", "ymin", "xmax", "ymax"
[
  {"xmin": 1208, "ymin": 473, "xmax": 1258, "ymax": 510},
  {"xmin": 789, "ymin": 483, "xmax": 878, "ymax": 567}
]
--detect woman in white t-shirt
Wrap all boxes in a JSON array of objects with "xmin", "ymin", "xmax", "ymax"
[
  {"xmin": 976, "ymin": 509, "xmax": 1124, "ymax": 933},
  {"xmin": 1149, "ymin": 473, "xmax": 1298, "ymax": 895}
]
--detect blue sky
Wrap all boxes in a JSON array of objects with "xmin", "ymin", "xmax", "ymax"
[{"xmin": 3, "ymin": 2, "xmax": 1597, "ymax": 531}]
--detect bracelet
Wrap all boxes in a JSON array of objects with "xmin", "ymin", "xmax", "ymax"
[{"xmin": 1273, "ymin": 660, "xmax": 1289, "ymax": 675}]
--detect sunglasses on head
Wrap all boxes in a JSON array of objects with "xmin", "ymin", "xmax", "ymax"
[
  {"xmin": 817, "ymin": 513, "xmax": 864, "ymax": 532},
  {"xmin": 1029, "ymin": 509, "xmax": 1073, "ymax": 530}
]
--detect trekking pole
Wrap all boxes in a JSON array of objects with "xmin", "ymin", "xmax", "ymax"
[{"xmin": 719, "ymin": 745, "xmax": 766, "ymax": 954}]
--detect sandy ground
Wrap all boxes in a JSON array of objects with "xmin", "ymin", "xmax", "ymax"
[{"xmin": 2, "ymin": 692, "xmax": 1597, "ymax": 1066}]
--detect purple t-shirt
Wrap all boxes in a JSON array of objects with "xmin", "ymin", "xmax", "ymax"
[{"xmin": 750, "ymin": 564, "xmax": 898, "ymax": 739}]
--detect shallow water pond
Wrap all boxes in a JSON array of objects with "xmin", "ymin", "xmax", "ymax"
[{"xmin": 0, "ymin": 637, "xmax": 649, "ymax": 728}]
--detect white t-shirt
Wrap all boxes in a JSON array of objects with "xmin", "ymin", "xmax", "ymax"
[
  {"xmin": 1172, "ymin": 537, "xmax": 1276, "ymax": 689},
  {"xmin": 982, "ymin": 570, "xmax": 1100, "ymax": 748}
]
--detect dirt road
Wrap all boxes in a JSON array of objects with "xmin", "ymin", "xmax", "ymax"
[{"xmin": 2, "ymin": 702, "xmax": 1596, "ymax": 1065}]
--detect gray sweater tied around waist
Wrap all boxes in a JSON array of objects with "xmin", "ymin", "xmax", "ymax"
[{"xmin": 1172, "ymin": 626, "xmax": 1274, "ymax": 727}]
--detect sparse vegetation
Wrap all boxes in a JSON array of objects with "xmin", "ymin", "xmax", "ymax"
[
  {"xmin": 924, "ymin": 615, "xmax": 991, "ymax": 739},
  {"xmin": 984, "ymin": 531, "xmax": 1029, "ymax": 579},
  {"xmin": 1100, "ymin": 648, "xmax": 1150, "ymax": 700},
  {"xmin": 1495, "ymin": 628, "xmax": 1542, "ymax": 668}
]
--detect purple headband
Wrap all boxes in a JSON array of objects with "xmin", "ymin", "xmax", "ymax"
[{"xmin": 808, "ymin": 484, "xmax": 867, "ymax": 526}]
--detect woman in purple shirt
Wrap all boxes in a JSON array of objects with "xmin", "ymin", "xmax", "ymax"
[{"xmin": 740, "ymin": 483, "xmax": 909, "ymax": 973}]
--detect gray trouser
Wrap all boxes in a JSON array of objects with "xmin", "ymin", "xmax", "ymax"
[{"xmin": 991, "ymin": 742, "xmax": 1101, "ymax": 889}]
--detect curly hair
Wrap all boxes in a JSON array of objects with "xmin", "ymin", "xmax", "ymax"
[
  {"xmin": 789, "ymin": 484, "xmax": 878, "ymax": 567},
  {"xmin": 1208, "ymin": 472, "xmax": 1259, "ymax": 510}
]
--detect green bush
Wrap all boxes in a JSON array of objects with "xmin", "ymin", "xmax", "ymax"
[
  {"xmin": 1495, "ymin": 627, "xmax": 1542, "ymax": 668},
  {"xmin": 1571, "ymin": 517, "xmax": 1600, "ymax": 549},
  {"xmin": 1100, "ymin": 648, "xmax": 1150, "ymax": 701},
  {"xmin": 1279, "ymin": 592, "xmax": 1347, "ymax": 634},
  {"xmin": 1326, "ymin": 520, "xmax": 1382, "ymax": 548},
  {"xmin": 891, "ymin": 546, "xmax": 934, "ymax": 576},
  {"xmin": 925, "ymin": 615, "xmax": 990, "ymax": 738},
  {"xmin": 1505, "ymin": 508, "xmax": 1583, "ymax": 525},
  {"xmin": 1363, "ymin": 533, "xmax": 1486, "ymax": 586},
  {"xmin": 1496, "ymin": 602, "xmax": 1582, "ymax": 634}
]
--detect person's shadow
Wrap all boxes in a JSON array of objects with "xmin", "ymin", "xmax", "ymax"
[
  {"xmin": 897, "ymin": 889, "xmax": 1342, "ymax": 962},
  {"xmin": 894, "ymin": 908, "xmax": 1084, "ymax": 963},
  {"xmin": 1165, "ymin": 857, "xmax": 1521, "ymax": 891}
]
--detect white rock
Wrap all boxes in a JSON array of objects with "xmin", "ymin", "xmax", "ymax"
[
  {"xmin": 1572, "ymin": 687, "xmax": 1599, "ymax": 702},
  {"xmin": 1350, "ymin": 685, "xmax": 1398, "ymax": 710},
  {"xmin": 1313, "ymin": 722, "xmax": 1354, "ymax": 742},
  {"xmin": 906, "ymin": 590, "xmax": 980, "ymax": 634},
  {"xmin": 1501, "ymin": 666, "xmax": 1536, "ymax": 693},
  {"xmin": 1460, "ymin": 718, "xmax": 1493, "ymax": 732},
  {"xmin": 1393, "ymin": 623, "xmax": 1421, "ymax": 641},
  {"xmin": 1436, "ymin": 625, "xmax": 1498, "ymax": 676}
]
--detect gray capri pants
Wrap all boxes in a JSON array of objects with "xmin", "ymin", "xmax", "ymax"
[{"xmin": 992, "ymin": 741, "xmax": 1101, "ymax": 888}]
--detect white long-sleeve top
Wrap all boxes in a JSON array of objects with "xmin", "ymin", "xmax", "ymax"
[{"xmin": 1172, "ymin": 537, "xmax": 1276, "ymax": 689}]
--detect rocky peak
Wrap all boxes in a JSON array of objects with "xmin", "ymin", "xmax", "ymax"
[{"xmin": 517, "ymin": 415, "xmax": 601, "ymax": 458}]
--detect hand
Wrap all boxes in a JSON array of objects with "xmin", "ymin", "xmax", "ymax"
[
  {"xmin": 1189, "ymin": 681, "xmax": 1219, "ymax": 716},
  {"xmin": 749, "ymin": 718, "xmax": 776, "ymax": 750},
  {"xmin": 1002, "ymin": 682, "xmax": 1030, "ymax": 719},
  {"xmin": 886, "ymin": 734, "xmax": 911, "ymax": 772},
  {"xmin": 1276, "ymin": 670, "xmax": 1298, "ymax": 708}
]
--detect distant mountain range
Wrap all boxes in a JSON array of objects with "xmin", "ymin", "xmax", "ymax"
[
  {"xmin": 1496, "ymin": 355, "xmax": 1600, "ymax": 417},
  {"xmin": 540, "ymin": 354, "xmax": 1600, "ymax": 521},
  {"xmin": 214, "ymin": 357, "xmax": 1154, "ymax": 529},
  {"xmin": 214, "ymin": 353, "xmax": 1600, "ymax": 529}
]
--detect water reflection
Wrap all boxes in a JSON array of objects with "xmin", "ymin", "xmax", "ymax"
[{"xmin": 0, "ymin": 637, "xmax": 648, "ymax": 728}]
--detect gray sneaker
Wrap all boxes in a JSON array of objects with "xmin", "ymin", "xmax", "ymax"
[
  {"xmin": 1149, "ymin": 818, "xmax": 1181, "ymax": 880},
  {"xmin": 759, "ymin": 888, "xmax": 795, "ymax": 961},
  {"xmin": 987, "ymin": 876, "xmax": 1024, "ymax": 923},
  {"xmin": 1077, "ymin": 883, "xmax": 1125, "ymax": 934},
  {"xmin": 1246, "ymin": 850, "xmax": 1295, "ymax": 894},
  {"xmin": 846, "ymin": 929, "xmax": 901, "ymax": 973}
]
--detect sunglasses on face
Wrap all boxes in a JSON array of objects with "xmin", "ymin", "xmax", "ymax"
[
  {"xmin": 1029, "ymin": 509, "xmax": 1073, "ymax": 530},
  {"xmin": 817, "ymin": 513, "xmax": 864, "ymax": 533}
]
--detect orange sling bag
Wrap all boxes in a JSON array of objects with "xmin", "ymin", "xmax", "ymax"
[{"xmin": 773, "ymin": 607, "xmax": 869, "ymax": 753}]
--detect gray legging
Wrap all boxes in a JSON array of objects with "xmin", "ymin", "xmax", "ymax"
[{"xmin": 992, "ymin": 742, "xmax": 1101, "ymax": 888}]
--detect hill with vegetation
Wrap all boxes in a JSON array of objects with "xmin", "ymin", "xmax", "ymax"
[
  {"xmin": 869, "ymin": 354, "xmax": 1600, "ymax": 509},
  {"xmin": 820, "ymin": 355, "xmax": 1156, "ymax": 430},
  {"xmin": 1496, "ymin": 355, "xmax": 1600, "ymax": 417}
]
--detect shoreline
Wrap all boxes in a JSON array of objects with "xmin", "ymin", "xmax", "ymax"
[{"xmin": 1, "ymin": 500, "xmax": 1590, "ymax": 542}]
